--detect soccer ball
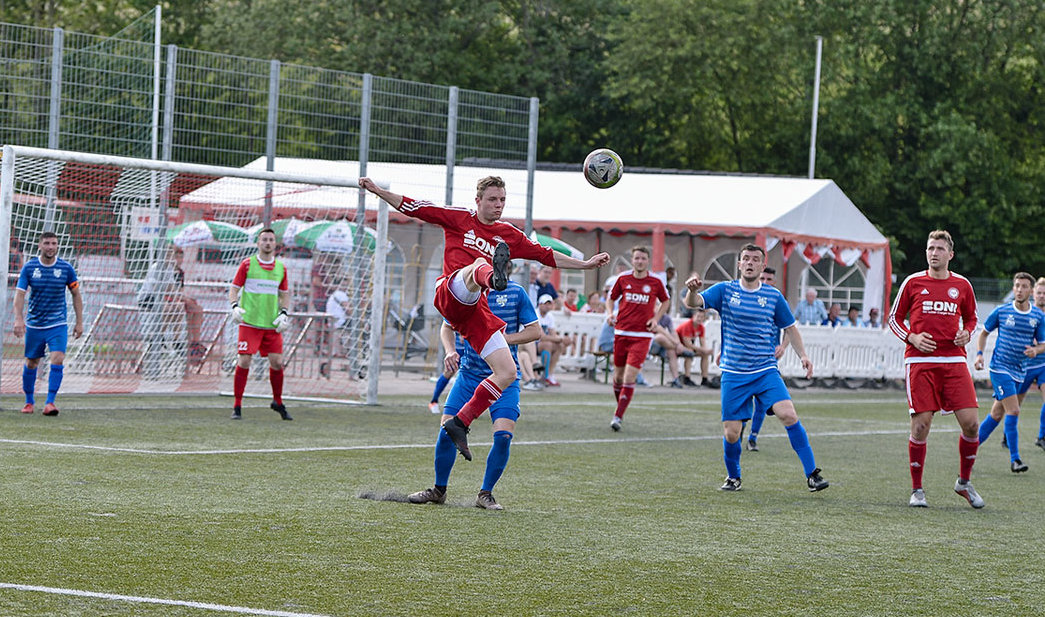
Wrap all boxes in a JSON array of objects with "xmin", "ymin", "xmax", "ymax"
[{"xmin": 583, "ymin": 148, "xmax": 624, "ymax": 189}]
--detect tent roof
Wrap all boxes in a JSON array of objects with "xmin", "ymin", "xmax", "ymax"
[{"xmin": 178, "ymin": 158, "xmax": 886, "ymax": 249}]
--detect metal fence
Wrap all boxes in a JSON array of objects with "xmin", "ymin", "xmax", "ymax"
[{"xmin": 0, "ymin": 9, "xmax": 539, "ymax": 183}]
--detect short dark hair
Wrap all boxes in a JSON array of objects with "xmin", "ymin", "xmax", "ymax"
[
  {"xmin": 738, "ymin": 243, "xmax": 765, "ymax": 259},
  {"xmin": 258, "ymin": 228, "xmax": 277, "ymax": 238},
  {"xmin": 39, "ymin": 231, "xmax": 58, "ymax": 241},
  {"xmin": 762, "ymin": 266, "xmax": 776, "ymax": 275},
  {"xmin": 1014, "ymin": 272, "xmax": 1035, "ymax": 286}
]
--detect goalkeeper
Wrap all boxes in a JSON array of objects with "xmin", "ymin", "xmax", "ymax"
[{"xmin": 227, "ymin": 228, "xmax": 293, "ymax": 421}]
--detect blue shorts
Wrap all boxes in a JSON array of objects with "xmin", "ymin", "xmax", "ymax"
[
  {"xmin": 1018, "ymin": 365, "xmax": 1045, "ymax": 395},
  {"xmin": 720, "ymin": 369, "xmax": 790, "ymax": 422},
  {"xmin": 443, "ymin": 370, "xmax": 521, "ymax": 423},
  {"xmin": 990, "ymin": 370, "xmax": 1020, "ymax": 401},
  {"xmin": 24, "ymin": 324, "xmax": 68, "ymax": 359}
]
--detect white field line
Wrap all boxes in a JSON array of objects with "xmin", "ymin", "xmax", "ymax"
[
  {"xmin": 0, "ymin": 426, "xmax": 956, "ymax": 456},
  {"xmin": 0, "ymin": 582, "xmax": 333, "ymax": 617}
]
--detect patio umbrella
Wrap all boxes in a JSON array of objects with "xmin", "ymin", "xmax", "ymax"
[
  {"xmin": 293, "ymin": 220, "xmax": 378, "ymax": 254},
  {"xmin": 246, "ymin": 217, "xmax": 306, "ymax": 245},
  {"xmin": 531, "ymin": 232, "xmax": 584, "ymax": 260},
  {"xmin": 166, "ymin": 220, "xmax": 251, "ymax": 247}
]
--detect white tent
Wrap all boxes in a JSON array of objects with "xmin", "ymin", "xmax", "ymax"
[{"xmin": 179, "ymin": 158, "xmax": 890, "ymax": 313}]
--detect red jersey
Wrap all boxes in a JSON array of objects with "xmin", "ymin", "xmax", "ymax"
[
  {"xmin": 889, "ymin": 270, "xmax": 977, "ymax": 364},
  {"xmin": 610, "ymin": 273, "xmax": 668, "ymax": 338},
  {"xmin": 676, "ymin": 319, "xmax": 705, "ymax": 341},
  {"xmin": 399, "ymin": 197, "xmax": 555, "ymax": 276}
]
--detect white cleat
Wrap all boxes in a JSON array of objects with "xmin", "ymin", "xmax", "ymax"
[
  {"xmin": 909, "ymin": 488, "xmax": 928, "ymax": 507},
  {"xmin": 610, "ymin": 416, "xmax": 622, "ymax": 432},
  {"xmin": 954, "ymin": 478, "xmax": 985, "ymax": 509}
]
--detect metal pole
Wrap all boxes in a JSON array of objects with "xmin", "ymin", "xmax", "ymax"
[
  {"xmin": 150, "ymin": 4, "xmax": 161, "ymax": 161},
  {"xmin": 0, "ymin": 146, "xmax": 14, "ymax": 396},
  {"xmin": 263, "ymin": 59, "xmax": 281, "ymax": 225},
  {"xmin": 43, "ymin": 28, "xmax": 64, "ymax": 232},
  {"xmin": 808, "ymin": 35, "xmax": 823, "ymax": 179},
  {"xmin": 161, "ymin": 45, "xmax": 177, "ymax": 162},
  {"xmin": 445, "ymin": 87, "xmax": 458, "ymax": 206},
  {"xmin": 525, "ymin": 97, "xmax": 539, "ymax": 237}
]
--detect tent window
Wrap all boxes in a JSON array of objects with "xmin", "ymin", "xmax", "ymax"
[
  {"xmin": 803, "ymin": 261, "xmax": 866, "ymax": 310},
  {"xmin": 703, "ymin": 251, "xmax": 739, "ymax": 286}
]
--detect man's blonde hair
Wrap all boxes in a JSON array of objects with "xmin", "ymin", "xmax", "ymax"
[
  {"xmin": 927, "ymin": 229, "xmax": 953, "ymax": 251},
  {"xmin": 476, "ymin": 176, "xmax": 505, "ymax": 198},
  {"xmin": 1036, "ymin": 277, "xmax": 1045, "ymax": 288}
]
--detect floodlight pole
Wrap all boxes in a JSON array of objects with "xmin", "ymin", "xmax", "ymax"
[{"xmin": 808, "ymin": 35, "xmax": 823, "ymax": 179}]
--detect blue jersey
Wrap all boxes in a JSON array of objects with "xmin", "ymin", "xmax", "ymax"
[
  {"xmin": 457, "ymin": 282, "xmax": 539, "ymax": 378},
  {"xmin": 701, "ymin": 280, "xmax": 796, "ymax": 374},
  {"xmin": 1026, "ymin": 304, "xmax": 1045, "ymax": 371},
  {"xmin": 983, "ymin": 302, "xmax": 1045, "ymax": 381},
  {"xmin": 16, "ymin": 257, "xmax": 79, "ymax": 329}
]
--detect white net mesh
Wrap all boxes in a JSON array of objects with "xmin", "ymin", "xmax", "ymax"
[{"xmin": 2, "ymin": 148, "xmax": 383, "ymax": 403}]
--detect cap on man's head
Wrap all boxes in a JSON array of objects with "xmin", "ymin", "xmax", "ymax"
[
  {"xmin": 332, "ymin": 290, "xmax": 349, "ymax": 303},
  {"xmin": 538, "ymin": 294, "xmax": 554, "ymax": 305}
]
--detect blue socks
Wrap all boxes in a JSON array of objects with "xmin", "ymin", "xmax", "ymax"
[
  {"xmin": 22, "ymin": 365, "xmax": 37, "ymax": 404},
  {"xmin": 723, "ymin": 437, "xmax": 742, "ymax": 479},
  {"xmin": 482, "ymin": 431, "xmax": 513, "ymax": 491},
  {"xmin": 1039, "ymin": 402, "xmax": 1045, "ymax": 440},
  {"xmin": 47, "ymin": 364, "xmax": 64, "ymax": 405},
  {"xmin": 786, "ymin": 421, "xmax": 817, "ymax": 476},
  {"xmin": 1004, "ymin": 414, "xmax": 1021, "ymax": 462},
  {"xmin": 431, "ymin": 373, "xmax": 450, "ymax": 403},
  {"xmin": 979, "ymin": 414, "xmax": 1000, "ymax": 443},
  {"xmin": 750, "ymin": 407, "xmax": 766, "ymax": 443},
  {"xmin": 434, "ymin": 429, "xmax": 457, "ymax": 487}
]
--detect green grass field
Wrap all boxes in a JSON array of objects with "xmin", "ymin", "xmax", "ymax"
[{"xmin": 1, "ymin": 389, "xmax": 1043, "ymax": 616}]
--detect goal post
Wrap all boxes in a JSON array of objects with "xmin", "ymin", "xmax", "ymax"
[{"xmin": 1, "ymin": 145, "xmax": 389, "ymax": 405}]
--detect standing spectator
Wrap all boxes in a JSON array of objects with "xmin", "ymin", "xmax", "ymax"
[
  {"xmin": 529, "ymin": 265, "xmax": 558, "ymax": 307},
  {"xmin": 683, "ymin": 243, "xmax": 828, "ymax": 493},
  {"xmin": 8, "ymin": 236, "xmax": 24, "ymax": 289},
  {"xmin": 866, "ymin": 307, "xmax": 882, "ymax": 328},
  {"xmin": 536, "ymin": 294, "xmax": 572, "ymax": 386},
  {"xmin": 889, "ymin": 229, "xmax": 982, "ymax": 508},
  {"xmin": 228, "ymin": 228, "xmax": 293, "ymax": 421},
  {"xmin": 408, "ymin": 280, "xmax": 541, "ymax": 510},
  {"xmin": 676, "ymin": 308, "xmax": 715, "ymax": 388},
  {"xmin": 794, "ymin": 289, "xmax": 828, "ymax": 325},
  {"xmin": 12, "ymin": 232, "xmax": 83, "ymax": 416},
  {"xmin": 562, "ymin": 288, "xmax": 579, "ymax": 312},
  {"xmin": 821, "ymin": 303, "xmax": 843, "ymax": 327},
  {"xmin": 842, "ymin": 305, "xmax": 864, "ymax": 327},
  {"xmin": 311, "ymin": 259, "xmax": 330, "ymax": 312},
  {"xmin": 973, "ymin": 272, "xmax": 1045, "ymax": 473},
  {"xmin": 606, "ymin": 246, "xmax": 669, "ymax": 431}
]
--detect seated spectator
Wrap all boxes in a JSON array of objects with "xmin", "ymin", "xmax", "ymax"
[
  {"xmin": 537, "ymin": 294, "xmax": 572, "ymax": 386},
  {"xmin": 676, "ymin": 308, "xmax": 715, "ymax": 387},
  {"xmin": 866, "ymin": 307, "xmax": 882, "ymax": 328},
  {"xmin": 795, "ymin": 288, "xmax": 829, "ymax": 325},
  {"xmin": 821, "ymin": 302, "xmax": 843, "ymax": 327},
  {"xmin": 518, "ymin": 341, "xmax": 543, "ymax": 390},
  {"xmin": 581, "ymin": 290, "xmax": 604, "ymax": 314},
  {"xmin": 842, "ymin": 305, "xmax": 864, "ymax": 327},
  {"xmin": 649, "ymin": 314, "xmax": 688, "ymax": 388},
  {"xmin": 562, "ymin": 288, "xmax": 579, "ymax": 312}
]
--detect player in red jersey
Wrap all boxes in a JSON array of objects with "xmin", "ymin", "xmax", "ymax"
[
  {"xmin": 889, "ymin": 229, "xmax": 983, "ymax": 508},
  {"xmin": 605, "ymin": 246, "xmax": 669, "ymax": 431},
  {"xmin": 359, "ymin": 176, "xmax": 609, "ymax": 460}
]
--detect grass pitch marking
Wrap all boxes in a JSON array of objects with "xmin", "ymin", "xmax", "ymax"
[{"xmin": 0, "ymin": 582, "xmax": 334, "ymax": 617}]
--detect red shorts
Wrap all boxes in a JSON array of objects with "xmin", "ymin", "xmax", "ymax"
[
  {"xmin": 614, "ymin": 334, "xmax": 653, "ymax": 369},
  {"xmin": 433, "ymin": 274, "xmax": 505, "ymax": 353},
  {"xmin": 237, "ymin": 325, "xmax": 283, "ymax": 357},
  {"xmin": 905, "ymin": 362, "xmax": 978, "ymax": 414}
]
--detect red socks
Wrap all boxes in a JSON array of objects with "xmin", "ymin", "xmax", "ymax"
[
  {"xmin": 233, "ymin": 366, "xmax": 248, "ymax": 406},
  {"xmin": 958, "ymin": 434, "xmax": 979, "ymax": 481},
  {"xmin": 474, "ymin": 263, "xmax": 495, "ymax": 289},
  {"xmin": 908, "ymin": 438, "xmax": 926, "ymax": 490},
  {"xmin": 615, "ymin": 383, "xmax": 635, "ymax": 419},
  {"xmin": 455, "ymin": 378, "xmax": 502, "ymax": 426},
  {"xmin": 613, "ymin": 380, "xmax": 623, "ymax": 402},
  {"xmin": 270, "ymin": 368, "xmax": 284, "ymax": 405}
]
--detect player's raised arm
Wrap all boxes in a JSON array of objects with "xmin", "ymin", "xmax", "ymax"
[
  {"xmin": 358, "ymin": 177, "xmax": 405, "ymax": 211},
  {"xmin": 552, "ymin": 251, "xmax": 610, "ymax": 270},
  {"xmin": 683, "ymin": 274, "xmax": 705, "ymax": 309}
]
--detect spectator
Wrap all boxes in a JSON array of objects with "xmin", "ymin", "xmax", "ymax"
[
  {"xmin": 172, "ymin": 248, "xmax": 204, "ymax": 363},
  {"xmin": 649, "ymin": 313, "xmax": 688, "ymax": 388},
  {"xmin": 866, "ymin": 307, "xmax": 882, "ymax": 328},
  {"xmin": 842, "ymin": 305, "xmax": 864, "ymax": 327},
  {"xmin": 8, "ymin": 237, "xmax": 24, "ymax": 289},
  {"xmin": 326, "ymin": 290, "xmax": 350, "ymax": 329},
  {"xmin": 602, "ymin": 262, "xmax": 628, "ymax": 297},
  {"xmin": 311, "ymin": 259, "xmax": 330, "ymax": 312},
  {"xmin": 529, "ymin": 265, "xmax": 558, "ymax": 307},
  {"xmin": 676, "ymin": 308, "xmax": 715, "ymax": 387},
  {"xmin": 581, "ymin": 291, "xmax": 604, "ymax": 314},
  {"xmin": 537, "ymin": 294, "xmax": 572, "ymax": 386},
  {"xmin": 794, "ymin": 289, "xmax": 829, "ymax": 325},
  {"xmin": 562, "ymin": 288, "xmax": 579, "ymax": 312},
  {"xmin": 822, "ymin": 303, "xmax": 843, "ymax": 327}
]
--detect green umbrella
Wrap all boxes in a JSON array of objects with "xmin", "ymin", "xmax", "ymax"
[
  {"xmin": 247, "ymin": 217, "xmax": 306, "ymax": 244},
  {"xmin": 531, "ymin": 232, "xmax": 584, "ymax": 259},
  {"xmin": 166, "ymin": 220, "xmax": 251, "ymax": 247},
  {"xmin": 293, "ymin": 220, "xmax": 378, "ymax": 254}
]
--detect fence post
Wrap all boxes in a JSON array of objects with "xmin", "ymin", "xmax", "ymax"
[
  {"xmin": 161, "ymin": 45, "xmax": 177, "ymax": 161},
  {"xmin": 263, "ymin": 59, "xmax": 280, "ymax": 225},
  {"xmin": 43, "ymin": 28, "xmax": 64, "ymax": 231},
  {"xmin": 524, "ymin": 96, "xmax": 539, "ymax": 238},
  {"xmin": 445, "ymin": 86, "xmax": 458, "ymax": 206}
]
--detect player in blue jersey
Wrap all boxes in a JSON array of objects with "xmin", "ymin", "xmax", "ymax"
[
  {"xmin": 683, "ymin": 244, "xmax": 828, "ymax": 492},
  {"xmin": 973, "ymin": 272, "xmax": 1045, "ymax": 472},
  {"xmin": 1018, "ymin": 277, "xmax": 1045, "ymax": 453},
  {"xmin": 407, "ymin": 280, "xmax": 542, "ymax": 510},
  {"xmin": 12, "ymin": 232, "xmax": 84, "ymax": 416}
]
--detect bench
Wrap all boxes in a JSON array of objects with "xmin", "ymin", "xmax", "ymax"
[{"xmin": 550, "ymin": 311, "xmax": 607, "ymax": 379}]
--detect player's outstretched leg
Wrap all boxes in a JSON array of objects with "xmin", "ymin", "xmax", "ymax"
[
  {"xmin": 476, "ymin": 430, "xmax": 512, "ymax": 510},
  {"xmin": 442, "ymin": 415, "xmax": 472, "ymax": 461}
]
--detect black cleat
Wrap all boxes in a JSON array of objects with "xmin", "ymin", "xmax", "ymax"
[
  {"xmin": 271, "ymin": 401, "xmax": 292, "ymax": 421},
  {"xmin": 746, "ymin": 440, "xmax": 759, "ymax": 452},
  {"xmin": 231, "ymin": 405, "xmax": 242, "ymax": 420},
  {"xmin": 490, "ymin": 242, "xmax": 510, "ymax": 291},
  {"xmin": 1036, "ymin": 437, "xmax": 1045, "ymax": 451},
  {"xmin": 1001, "ymin": 435, "xmax": 1008, "ymax": 449},
  {"xmin": 807, "ymin": 468, "xmax": 829, "ymax": 492},
  {"xmin": 1011, "ymin": 458, "xmax": 1028, "ymax": 473},
  {"xmin": 720, "ymin": 477, "xmax": 742, "ymax": 491},
  {"xmin": 442, "ymin": 416, "xmax": 472, "ymax": 461},
  {"xmin": 407, "ymin": 486, "xmax": 446, "ymax": 504}
]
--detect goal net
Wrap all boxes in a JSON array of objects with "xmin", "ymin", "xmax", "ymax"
[{"xmin": 1, "ymin": 146, "xmax": 388, "ymax": 404}]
